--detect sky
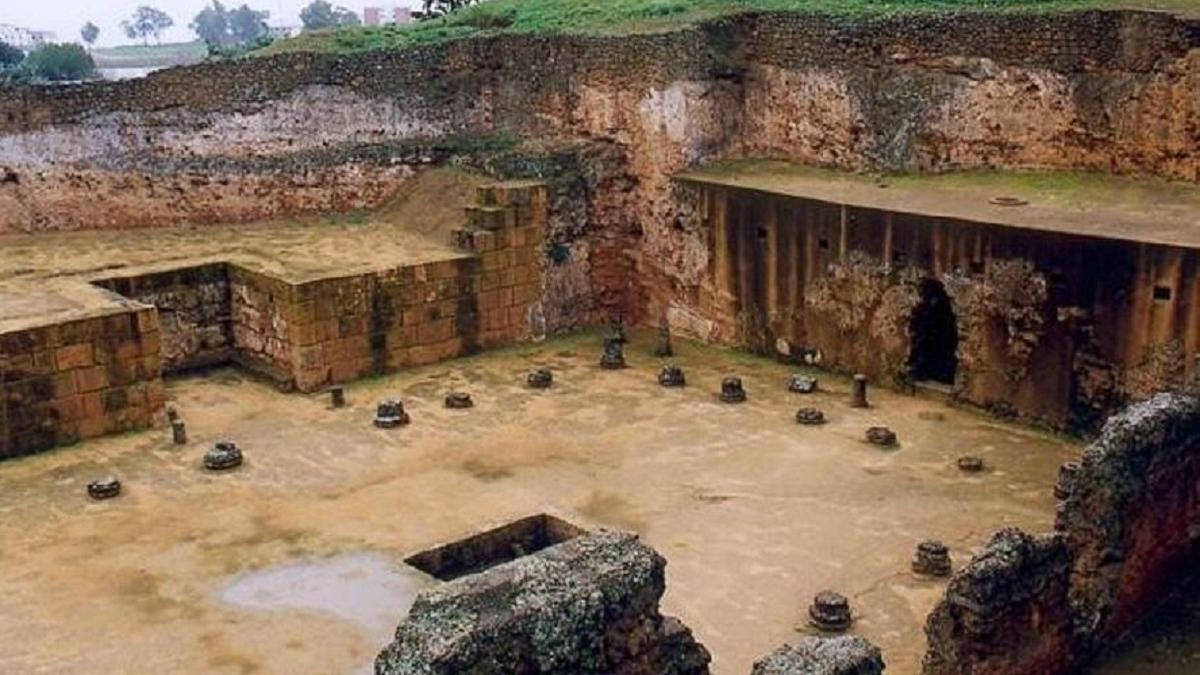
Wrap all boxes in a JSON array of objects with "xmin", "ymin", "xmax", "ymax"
[{"xmin": 1, "ymin": 0, "xmax": 420, "ymax": 47}]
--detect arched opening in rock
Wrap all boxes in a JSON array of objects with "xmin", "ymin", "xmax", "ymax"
[{"xmin": 909, "ymin": 278, "xmax": 958, "ymax": 385}]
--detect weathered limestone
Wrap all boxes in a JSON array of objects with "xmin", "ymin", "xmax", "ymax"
[
  {"xmin": 655, "ymin": 323, "xmax": 674, "ymax": 357},
  {"xmin": 923, "ymin": 394, "xmax": 1200, "ymax": 674},
  {"xmin": 808, "ymin": 591, "xmax": 853, "ymax": 632},
  {"xmin": 912, "ymin": 540, "xmax": 952, "ymax": 577},
  {"xmin": 956, "ymin": 456, "xmax": 984, "ymax": 473},
  {"xmin": 374, "ymin": 400, "xmax": 410, "ymax": 428},
  {"xmin": 443, "ymin": 391, "xmax": 473, "ymax": 409},
  {"xmin": 1060, "ymin": 393, "xmax": 1200, "ymax": 648},
  {"xmin": 789, "ymin": 375, "xmax": 818, "ymax": 394},
  {"xmin": 850, "ymin": 375, "xmax": 869, "ymax": 408},
  {"xmin": 527, "ymin": 368, "xmax": 553, "ymax": 389},
  {"xmin": 751, "ymin": 636, "xmax": 885, "ymax": 675},
  {"xmin": 375, "ymin": 530, "xmax": 711, "ymax": 675},
  {"xmin": 87, "ymin": 476, "xmax": 121, "ymax": 500},
  {"xmin": 720, "ymin": 376, "xmax": 747, "ymax": 403},
  {"xmin": 171, "ymin": 419, "xmax": 187, "ymax": 445},
  {"xmin": 1053, "ymin": 461, "xmax": 1079, "ymax": 500},
  {"xmin": 795, "ymin": 407, "xmax": 826, "ymax": 426},
  {"xmin": 600, "ymin": 338, "xmax": 627, "ymax": 370},
  {"xmin": 330, "ymin": 386, "xmax": 346, "ymax": 409},
  {"xmin": 203, "ymin": 440, "xmax": 243, "ymax": 471},
  {"xmin": 659, "ymin": 364, "xmax": 686, "ymax": 388},
  {"xmin": 922, "ymin": 528, "xmax": 1072, "ymax": 675},
  {"xmin": 865, "ymin": 426, "xmax": 897, "ymax": 447}
]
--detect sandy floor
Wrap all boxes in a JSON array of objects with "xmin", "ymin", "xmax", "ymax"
[
  {"xmin": 0, "ymin": 332, "xmax": 1080, "ymax": 674},
  {"xmin": 0, "ymin": 168, "xmax": 482, "ymax": 333}
]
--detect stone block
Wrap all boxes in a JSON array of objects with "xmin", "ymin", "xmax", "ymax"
[
  {"xmin": 55, "ymin": 343, "xmax": 93, "ymax": 371},
  {"xmin": 751, "ymin": 636, "xmax": 885, "ymax": 675}
]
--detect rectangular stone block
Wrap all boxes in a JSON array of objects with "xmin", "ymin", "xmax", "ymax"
[{"xmin": 55, "ymin": 343, "xmax": 93, "ymax": 371}]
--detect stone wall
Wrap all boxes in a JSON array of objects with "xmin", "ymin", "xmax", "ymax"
[
  {"xmin": 0, "ymin": 307, "xmax": 164, "ymax": 458},
  {"xmin": 921, "ymin": 393, "xmax": 1200, "ymax": 674},
  {"xmin": 375, "ymin": 530, "xmax": 711, "ymax": 675},
  {"xmin": 0, "ymin": 11, "xmax": 1196, "ymax": 342},
  {"xmin": 677, "ymin": 183, "xmax": 1200, "ymax": 431},
  {"xmin": 95, "ymin": 264, "xmax": 231, "ymax": 372},
  {"xmin": 230, "ymin": 267, "xmax": 295, "ymax": 382}
]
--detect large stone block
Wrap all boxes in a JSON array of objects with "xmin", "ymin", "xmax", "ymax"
[{"xmin": 375, "ymin": 530, "xmax": 710, "ymax": 675}]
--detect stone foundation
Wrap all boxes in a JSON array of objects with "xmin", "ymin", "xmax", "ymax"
[
  {"xmin": 376, "ymin": 530, "xmax": 711, "ymax": 675},
  {"xmin": 0, "ymin": 307, "xmax": 164, "ymax": 458},
  {"xmin": 0, "ymin": 181, "xmax": 547, "ymax": 456}
]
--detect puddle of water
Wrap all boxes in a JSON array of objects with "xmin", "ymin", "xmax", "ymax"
[{"xmin": 219, "ymin": 552, "xmax": 434, "ymax": 653}]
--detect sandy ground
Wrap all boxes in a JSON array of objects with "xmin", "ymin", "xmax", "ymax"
[
  {"xmin": 0, "ymin": 332, "xmax": 1082, "ymax": 674},
  {"xmin": 0, "ymin": 168, "xmax": 482, "ymax": 333}
]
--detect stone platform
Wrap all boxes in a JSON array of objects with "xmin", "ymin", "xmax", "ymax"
[{"xmin": 0, "ymin": 172, "xmax": 547, "ymax": 458}]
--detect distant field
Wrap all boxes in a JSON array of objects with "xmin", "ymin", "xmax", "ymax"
[
  {"xmin": 257, "ymin": 0, "xmax": 1200, "ymax": 56},
  {"xmin": 92, "ymin": 41, "xmax": 207, "ymax": 68}
]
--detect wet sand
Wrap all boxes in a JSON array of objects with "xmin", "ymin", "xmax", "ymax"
[{"xmin": 0, "ymin": 332, "xmax": 1080, "ymax": 674}]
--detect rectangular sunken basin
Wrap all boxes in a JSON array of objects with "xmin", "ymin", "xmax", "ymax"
[{"xmin": 404, "ymin": 513, "xmax": 586, "ymax": 581}]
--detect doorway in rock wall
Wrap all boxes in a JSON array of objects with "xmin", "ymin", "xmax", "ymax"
[{"xmin": 909, "ymin": 278, "xmax": 958, "ymax": 385}]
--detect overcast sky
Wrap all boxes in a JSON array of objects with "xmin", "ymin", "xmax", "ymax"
[{"xmin": 1, "ymin": 0, "xmax": 419, "ymax": 47}]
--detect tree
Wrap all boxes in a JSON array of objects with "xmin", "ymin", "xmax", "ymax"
[
  {"xmin": 190, "ymin": 1, "xmax": 229, "ymax": 46},
  {"xmin": 300, "ymin": 0, "xmax": 360, "ymax": 31},
  {"xmin": 81, "ymin": 22, "xmax": 100, "ymax": 49},
  {"xmin": 0, "ymin": 41, "xmax": 23, "ymax": 69},
  {"xmin": 227, "ymin": 5, "xmax": 270, "ymax": 45},
  {"xmin": 24, "ymin": 43, "xmax": 95, "ymax": 81},
  {"xmin": 121, "ymin": 6, "xmax": 175, "ymax": 45}
]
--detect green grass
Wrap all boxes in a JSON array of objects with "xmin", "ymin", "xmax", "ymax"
[
  {"xmin": 256, "ymin": 0, "xmax": 1199, "ymax": 56},
  {"xmin": 92, "ymin": 41, "xmax": 208, "ymax": 68}
]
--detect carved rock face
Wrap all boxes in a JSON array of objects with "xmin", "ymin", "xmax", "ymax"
[
  {"xmin": 720, "ymin": 376, "xmax": 747, "ymax": 403},
  {"xmin": 957, "ymin": 455, "xmax": 985, "ymax": 472},
  {"xmin": 600, "ymin": 338, "xmax": 627, "ymax": 370},
  {"xmin": 789, "ymin": 375, "xmax": 818, "ymax": 394},
  {"xmin": 87, "ymin": 476, "xmax": 121, "ymax": 500},
  {"xmin": 204, "ymin": 440, "xmax": 243, "ymax": 471},
  {"xmin": 795, "ymin": 407, "xmax": 826, "ymax": 425},
  {"xmin": 658, "ymin": 364, "xmax": 686, "ymax": 387},
  {"xmin": 527, "ymin": 368, "xmax": 553, "ymax": 389},
  {"xmin": 444, "ymin": 392, "xmax": 474, "ymax": 409},
  {"xmin": 866, "ymin": 426, "xmax": 897, "ymax": 447},
  {"xmin": 374, "ymin": 400, "xmax": 410, "ymax": 428},
  {"xmin": 913, "ymin": 540, "xmax": 953, "ymax": 577},
  {"xmin": 809, "ymin": 590, "xmax": 853, "ymax": 631}
]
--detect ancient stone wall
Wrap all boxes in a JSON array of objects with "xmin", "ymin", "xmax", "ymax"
[
  {"xmin": 921, "ymin": 393, "xmax": 1200, "ymax": 674},
  {"xmin": 681, "ymin": 184, "xmax": 1200, "ymax": 430},
  {"xmin": 0, "ymin": 308, "xmax": 163, "ymax": 458},
  {"xmin": 375, "ymin": 529, "xmax": 711, "ymax": 675},
  {"xmin": 95, "ymin": 265, "xmax": 232, "ymax": 372},
  {"xmin": 230, "ymin": 267, "xmax": 295, "ymax": 382}
]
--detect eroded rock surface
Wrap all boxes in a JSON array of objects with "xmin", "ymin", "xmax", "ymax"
[
  {"xmin": 922, "ymin": 528, "xmax": 1073, "ymax": 675},
  {"xmin": 751, "ymin": 636, "xmax": 885, "ymax": 675},
  {"xmin": 375, "ymin": 530, "xmax": 711, "ymax": 675}
]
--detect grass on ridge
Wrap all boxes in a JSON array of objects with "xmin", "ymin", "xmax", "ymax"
[{"xmin": 255, "ymin": 0, "xmax": 1199, "ymax": 56}]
